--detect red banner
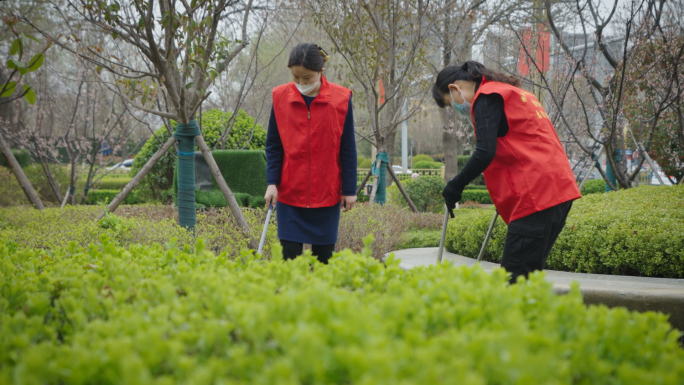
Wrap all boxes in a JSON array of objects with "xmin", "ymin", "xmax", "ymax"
[{"xmin": 518, "ymin": 26, "xmax": 550, "ymax": 76}]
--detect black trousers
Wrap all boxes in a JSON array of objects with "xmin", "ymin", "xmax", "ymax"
[
  {"xmin": 501, "ymin": 200, "xmax": 573, "ymax": 284},
  {"xmin": 280, "ymin": 239, "xmax": 335, "ymax": 264}
]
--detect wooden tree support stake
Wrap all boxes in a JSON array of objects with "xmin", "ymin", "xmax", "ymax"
[
  {"xmin": 0, "ymin": 132, "xmax": 44, "ymax": 210},
  {"xmin": 97, "ymin": 137, "xmax": 177, "ymax": 220},
  {"xmin": 195, "ymin": 136, "xmax": 258, "ymax": 250},
  {"xmin": 386, "ymin": 163, "xmax": 418, "ymax": 213},
  {"xmin": 355, "ymin": 168, "xmax": 372, "ymax": 196}
]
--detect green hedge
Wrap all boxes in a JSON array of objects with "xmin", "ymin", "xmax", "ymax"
[
  {"xmin": 83, "ymin": 189, "xmax": 142, "ymax": 205},
  {"xmin": 210, "ymin": 150, "xmax": 267, "ymax": 197},
  {"xmin": 195, "ymin": 190, "xmax": 265, "ymax": 209},
  {"xmin": 412, "ymin": 154, "xmax": 433, "ymax": 163},
  {"xmin": 1, "ymin": 238, "xmax": 683, "ymax": 384},
  {"xmin": 358, "ymin": 159, "xmax": 373, "ymax": 168},
  {"xmin": 446, "ymin": 185, "xmax": 684, "ymax": 278},
  {"xmin": 460, "ymin": 189, "xmax": 492, "ymax": 204},
  {"xmin": 464, "ymin": 184, "xmax": 488, "ymax": 190},
  {"xmin": 413, "ymin": 160, "xmax": 444, "ymax": 169},
  {"xmin": 0, "ymin": 149, "xmax": 31, "ymax": 168},
  {"xmin": 173, "ymin": 150, "xmax": 267, "ymax": 208},
  {"xmin": 397, "ymin": 229, "xmax": 441, "ymax": 249},
  {"xmin": 581, "ymin": 178, "xmax": 607, "ymax": 195}
]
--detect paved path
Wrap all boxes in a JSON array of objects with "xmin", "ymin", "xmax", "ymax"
[{"xmin": 387, "ymin": 248, "xmax": 684, "ymax": 334}]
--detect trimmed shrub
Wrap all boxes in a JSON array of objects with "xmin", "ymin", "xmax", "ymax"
[
  {"xmin": 249, "ymin": 195, "xmax": 266, "ymax": 209},
  {"xmin": 83, "ymin": 189, "xmax": 142, "ymax": 205},
  {"xmin": 413, "ymin": 160, "xmax": 444, "ymax": 169},
  {"xmin": 412, "ymin": 154, "xmax": 433, "ymax": 163},
  {"xmin": 195, "ymin": 190, "xmax": 254, "ymax": 208},
  {"xmin": 581, "ymin": 178, "xmax": 607, "ymax": 195},
  {"xmin": 210, "ymin": 150, "xmax": 267, "ymax": 197},
  {"xmin": 397, "ymin": 228, "xmax": 441, "ymax": 249},
  {"xmin": 402, "ymin": 175, "xmax": 445, "ymax": 213},
  {"xmin": 446, "ymin": 185, "xmax": 684, "ymax": 278},
  {"xmin": 1, "ymin": 238, "xmax": 682, "ymax": 384},
  {"xmin": 0, "ymin": 149, "xmax": 31, "ymax": 168},
  {"xmin": 173, "ymin": 150, "xmax": 267, "ymax": 208},
  {"xmin": 358, "ymin": 158, "xmax": 373, "ymax": 168},
  {"xmin": 460, "ymin": 189, "xmax": 492, "ymax": 204}
]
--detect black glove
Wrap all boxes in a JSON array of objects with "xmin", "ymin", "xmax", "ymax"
[{"xmin": 442, "ymin": 179, "xmax": 463, "ymax": 218}]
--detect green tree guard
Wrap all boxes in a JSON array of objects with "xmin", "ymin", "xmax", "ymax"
[
  {"xmin": 605, "ymin": 149, "xmax": 621, "ymax": 192},
  {"xmin": 371, "ymin": 152, "xmax": 390, "ymax": 204},
  {"xmin": 173, "ymin": 120, "xmax": 202, "ymax": 229}
]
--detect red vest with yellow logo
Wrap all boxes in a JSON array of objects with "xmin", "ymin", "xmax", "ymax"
[
  {"xmin": 272, "ymin": 76, "xmax": 351, "ymax": 208},
  {"xmin": 471, "ymin": 78, "xmax": 581, "ymax": 224}
]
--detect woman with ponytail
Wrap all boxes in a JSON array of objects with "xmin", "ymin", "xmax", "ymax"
[
  {"xmin": 433, "ymin": 61, "xmax": 580, "ymax": 283},
  {"xmin": 264, "ymin": 43, "xmax": 357, "ymax": 264}
]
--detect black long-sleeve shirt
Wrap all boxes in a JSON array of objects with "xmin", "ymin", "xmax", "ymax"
[{"xmin": 448, "ymin": 90, "xmax": 509, "ymax": 192}]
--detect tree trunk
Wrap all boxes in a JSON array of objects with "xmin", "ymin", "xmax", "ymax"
[
  {"xmin": 195, "ymin": 136, "xmax": 258, "ymax": 250},
  {"xmin": 96, "ymin": 137, "xmax": 177, "ymax": 220},
  {"xmin": 0, "ymin": 132, "xmax": 44, "ymax": 209},
  {"xmin": 441, "ymin": 108, "xmax": 459, "ymax": 181}
]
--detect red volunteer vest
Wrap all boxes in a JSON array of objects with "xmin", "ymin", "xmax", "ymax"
[
  {"xmin": 471, "ymin": 78, "xmax": 581, "ymax": 224},
  {"xmin": 272, "ymin": 76, "xmax": 351, "ymax": 208}
]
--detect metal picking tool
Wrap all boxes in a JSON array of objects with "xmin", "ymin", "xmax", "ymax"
[
  {"xmin": 437, "ymin": 203, "xmax": 457, "ymax": 263},
  {"xmin": 257, "ymin": 204, "xmax": 274, "ymax": 255},
  {"xmin": 477, "ymin": 210, "xmax": 499, "ymax": 262}
]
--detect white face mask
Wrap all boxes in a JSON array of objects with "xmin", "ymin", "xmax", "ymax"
[{"xmin": 295, "ymin": 73, "xmax": 321, "ymax": 95}]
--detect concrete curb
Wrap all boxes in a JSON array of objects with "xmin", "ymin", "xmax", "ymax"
[{"xmin": 386, "ymin": 248, "xmax": 684, "ymax": 334}]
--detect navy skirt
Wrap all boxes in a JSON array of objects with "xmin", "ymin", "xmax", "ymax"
[{"xmin": 276, "ymin": 201, "xmax": 341, "ymax": 245}]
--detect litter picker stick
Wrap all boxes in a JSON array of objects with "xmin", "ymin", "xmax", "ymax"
[
  {"xmin": 257, "ymin": 204, "xmax": 273, "ymax": 255},
  {"xmin": 477, "ymin": 210, "xmax": 498, "ymax": 262},
  {"xmin": 437, "ymin": 203, "xmax": 457, "ymax": 263}
]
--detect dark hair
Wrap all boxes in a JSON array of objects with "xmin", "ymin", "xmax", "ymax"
[
  {"xmin": 432, "ymin": 61, "xmax": 521, "ymax": 107},
  {"xmin": 288, "ymin": 43, "xmax": 330, "ymax": 71}
]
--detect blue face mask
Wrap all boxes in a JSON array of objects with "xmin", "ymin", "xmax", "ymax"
[{"xmin": 449, "ymin": 88, "xmax": 471, "ymax": 116}]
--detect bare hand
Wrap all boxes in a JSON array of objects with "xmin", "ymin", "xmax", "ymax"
[
  {"xmin": 341, "ymin": 195, "xmax": 357, "ymax": 212},
  {"xmin": 264, "ymin": 185, "xmax": 278, "ymax": 208}
]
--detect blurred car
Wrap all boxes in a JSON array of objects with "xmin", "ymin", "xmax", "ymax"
[
  {"xmin": 650, "ymin": 171, "xmax": 673, "ymax": 186},
  {"xmin": 392, "ymin": 165, "xmax": 412, "ymax": 174},
  {"xmin": 575, "ymin": 169, "xmax": 598, "ymax": 181},
  {"xmin": 107, "ymin": 158, "xmax": 134, "ymax": 171}
]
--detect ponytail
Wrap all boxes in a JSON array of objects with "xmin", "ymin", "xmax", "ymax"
[{"xmin": 432, "ymin": 61, "xmax": 521, "ymax": 107}]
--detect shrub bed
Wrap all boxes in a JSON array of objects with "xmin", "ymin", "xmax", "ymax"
[
  {"xmin": 445, "ymin": 185, "xmax": 684, "ymax": 278},
  {"xmin": 0, "ymin": 203, "xmax": 435, "ymax": 260},
  {"xmin": 1, "ymin": 239, "xmax": 682, "ymax": 384},
  {"xmin": 0, "ymin": 205, "xmax": 277, "ymax": 259}
]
